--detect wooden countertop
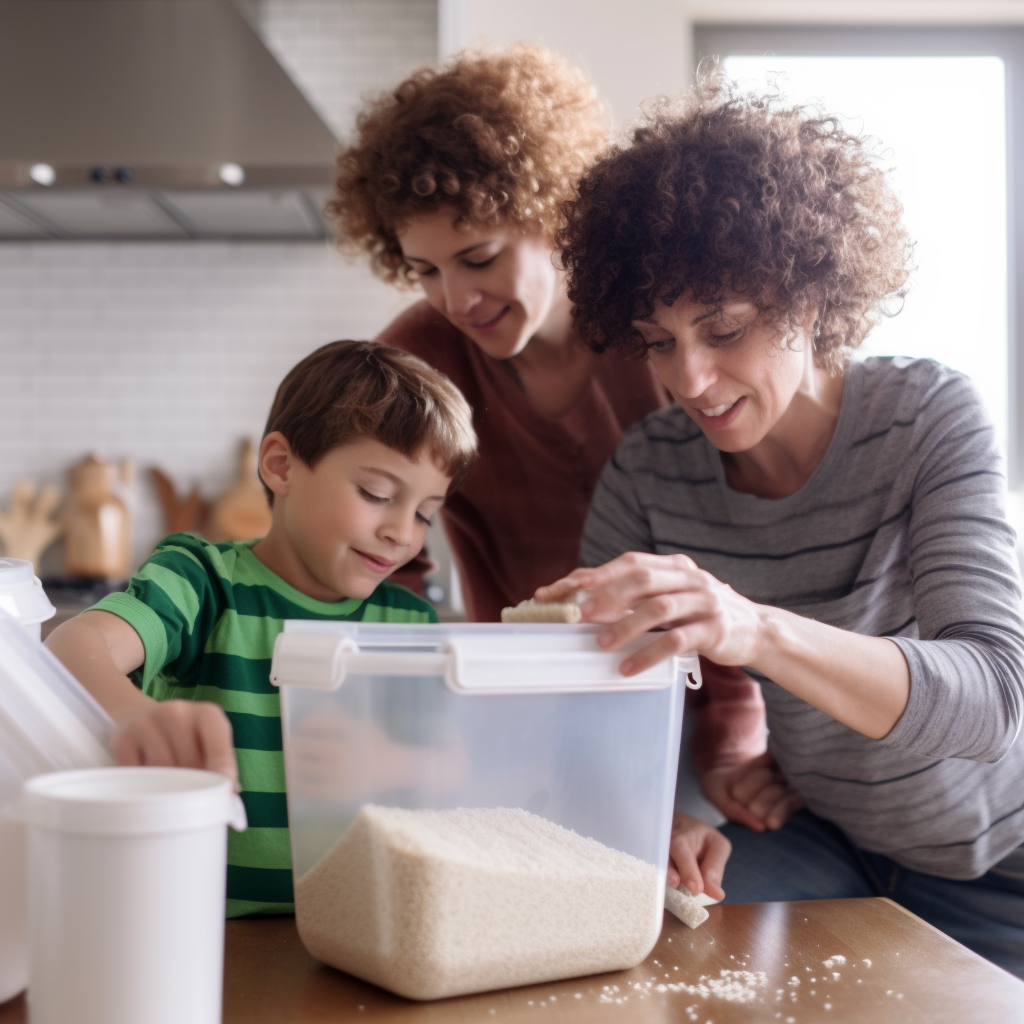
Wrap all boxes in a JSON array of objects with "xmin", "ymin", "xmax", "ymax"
[{"xmin": 4, "ymin": 897, "xmax": 1022, "ymax": 1022}]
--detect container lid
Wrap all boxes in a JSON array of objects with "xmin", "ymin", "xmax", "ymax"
[
  {"xmin": 19, "ymin": 767, "xmax": 248, "ymax": 835},
  {"xmin": 271, "ymin": 621, "xmax": 703, "ymax": 696},
  {"xmin": 0, "ymin": 559, "xmax": 56, "ymax": 625},
  {"xmin": 0, "ymin": 610, "xmax": 112, "ymax": 798}
]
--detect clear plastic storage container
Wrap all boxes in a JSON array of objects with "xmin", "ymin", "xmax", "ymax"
[{"xmin": 271, "ymin": 622, "xmax": 700, "ymax": 1001}]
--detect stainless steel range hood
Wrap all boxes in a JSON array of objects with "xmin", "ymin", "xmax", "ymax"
[{"xmin": 0, "ymin": 0, "xmax": 339, "ymax": 241}]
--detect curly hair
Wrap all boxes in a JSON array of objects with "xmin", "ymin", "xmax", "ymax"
[
  {"xmin": 558, "ymin": 71, "xmax": 913, "ymax": 371},
  {"xmin": 326, "ymin": 43, "xmax": 609, "ymax": 284}
]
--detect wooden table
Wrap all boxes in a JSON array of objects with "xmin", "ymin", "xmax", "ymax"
[{"xmin": 3, "ymin": 898, "xmax": 1022, "ymax": 1022}]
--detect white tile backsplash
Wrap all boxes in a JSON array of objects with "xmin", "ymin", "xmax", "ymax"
[{"xmin": 0, "ymin": 1, "xmax": 437, "ymax": 576}]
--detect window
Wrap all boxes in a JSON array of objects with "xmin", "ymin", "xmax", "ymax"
[{"xmin": 695, "ymin": 26, "xmax": 1024, "ymax": 488}]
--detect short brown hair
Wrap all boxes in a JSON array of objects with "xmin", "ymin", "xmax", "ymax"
[
  {"xmin": 261, "ymin": 342, "xmax": 477, "ymax": 501},
  {"xmin": 558, "ymin": 72, "xmax": 913, "ymax": 371},
  {"xmin": 326, "ymin": 43, "xmax": 609, "ymax": 284}
]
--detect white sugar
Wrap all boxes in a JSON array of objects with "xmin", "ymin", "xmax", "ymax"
[{"xmin": 295, "ymin": 805, "xmax": 662, "ymax": 1000}]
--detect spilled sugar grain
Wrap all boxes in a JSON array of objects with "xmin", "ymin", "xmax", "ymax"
[
  {"xmin": 590, "ymin": 968, "xmax": 768, "ymax": 1012},
  {"xmin": 295, "ymin": 805, "xmax": 662, "ymax": 1001}
]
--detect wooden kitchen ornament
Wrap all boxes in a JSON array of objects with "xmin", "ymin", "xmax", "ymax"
[
  {"xmin": 64, "ymin": 454, "xmax": 132, "ymax": 579},
  {"xmin": 205, "ymin": 439, "xmax": 272, "ymax": 542},
  {"xmin": 149, "ymin": 439, "xmax": 271, "ymax": 544},
  {"xmin": 0, "ymin": 480, "xmax": 64, "ymax": 570},
  {"xmin": 149, "ymin": 468, "xmax": 209, "ymax": 536}
]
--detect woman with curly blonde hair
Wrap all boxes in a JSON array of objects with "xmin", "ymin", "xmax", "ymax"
[{"xmin": 538, "ymin": 74, "xmax": 1024, "ymax": 975}]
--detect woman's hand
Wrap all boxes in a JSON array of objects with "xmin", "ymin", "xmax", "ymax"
[
  {"xmin": 111, "ymin": 700, "xmax": 238, "ymax": 786},
  {"xmin": 701, "ymin": 751, "xmax": 804, "ymax": 832},
  {"xmin": 539, "ymin": 552, "xmax": 912, "ymax": 740},
  {"xmin": 535, "ymin": 552, "xmax": 767, "ymax": 674},
  {"xmin": 667, "ymin": 813, "xmax": 730, "ymax": 900}
]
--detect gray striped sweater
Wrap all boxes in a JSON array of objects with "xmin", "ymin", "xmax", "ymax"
[{"xmin": 582, "ymin": 356, "xmax": 1024, "ymax": 879}]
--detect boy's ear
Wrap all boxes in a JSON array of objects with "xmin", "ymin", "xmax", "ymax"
[{"xmin": 258, "ymin": 432, "xmax": 294, "ymax": 498}]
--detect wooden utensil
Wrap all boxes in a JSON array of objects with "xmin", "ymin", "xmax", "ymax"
[
  {"xmin": 150, "ymin": 468, "xmax": 209, "ymax": 536},
  {"xmin": 64, "ymin": 454, "xmax": 131, "ymax": 579},
  {"xmin": 0, "ymin": 480, "xmax": 64, "ymax": 570},
  {"xmin": 206, "ymin": 439, "xmax": 272, "ymax": 542}
]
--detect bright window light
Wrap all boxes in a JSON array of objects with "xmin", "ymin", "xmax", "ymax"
[{"xmin": 723, "ymin": 55, "xmax": 1008, "ymax": 457}]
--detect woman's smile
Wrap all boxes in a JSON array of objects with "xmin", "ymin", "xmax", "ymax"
[
  {"xmin": 694, "ymin": 396, "xmax": 746, "ymax": 429},
  {"xmin": 467, "ymin": 307, "xmax": 510, "ymax": 332}
]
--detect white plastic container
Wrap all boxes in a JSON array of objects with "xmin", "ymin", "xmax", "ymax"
[
  {"xmin": 20, "ymin": 767, "xmax": 248, "ymax": 1024},
  {"xmin": 0, "ymin": 559, "xmax": 55, "ymax": 641},
  {"xmin": 271, "ymin": 622, "xmax": 700, "ymax": 1000},
  {"xmin": 0, "ymin": 611, "xmax": 112, "ymax": 1004}
]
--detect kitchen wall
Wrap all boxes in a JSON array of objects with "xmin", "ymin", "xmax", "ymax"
[
  {"xmin": 442, "ymin": 0, "xmax": 1024, "ymax": 127},
  {"xmin": 0, "ymin": 0, "xmax": 437, "ymax": 577}
]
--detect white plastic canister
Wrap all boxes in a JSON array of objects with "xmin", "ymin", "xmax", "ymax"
[
  {"xmin": 0, "ymin": 559, "xmax": 55, "ymax": 641},
  {"xmin": 20, "ymin": 767, "xmax": 248, "ymax": 1024}
]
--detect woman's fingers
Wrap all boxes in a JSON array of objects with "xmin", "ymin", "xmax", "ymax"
[
  {"xmin": 727, "ymin": 755, "xmax": 779, "ymax": 805},
  {"xmin": 701, "ymin": 768, "xmax": 769, "ymax": 832},
  {"xmin": 597, "ymin": 586, "xmax": 715, "ymax": 648},
  {"xmin": 668, "ymin": 813, "xmax": 732, "ymax": 899},
  {"xmin": 764, "ymin": 790, "xmax": 805, "ymax": 831},
  {"xmin": 697, "ymin": 836, "xmax": 730, "ymax": 902},
  {"xmin": 743, "ymin": 780, "xmax": 792, "ymax": 822},
  {"xmin": 718, "ymin": 751, "xmax": 804, "ymax": 831},
  {"xmin": 586, "ymin": 562, "xmax": 703, "ymax": 625},
  {"xmin": 616, "ymin": 627, "xmax": 702, "ymax": 676},
  {"xmin": 534, "ymin": 568, "xmax": 600, "ymax": 603},
  {"xmin": 536, "ymin": 552, "xmax": 762, "ymax": 673},
  {"xmin": 536, "ymin": 553, "xmax": 697, "ymax": 613},
  {"xmin": 668, "ymin": 833, "xmax": 702, "ymax": 893}
]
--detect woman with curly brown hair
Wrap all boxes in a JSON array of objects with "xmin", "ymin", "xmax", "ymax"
[
  {"xmin": 539, "ymin": 76, "xmax": 1024, "ymax": 975},
  {"xmin": 328, "ymin": 45, "xmax": 772, "ymax": 825}
]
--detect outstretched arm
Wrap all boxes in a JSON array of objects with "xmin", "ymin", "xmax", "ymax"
[
  {"xmin": 46, "ymin": 610, "xmax": 237, "ymax": 782},
  {"xmin": 537, "ymin": 554, "xmax": 911, "ymax": 740}
]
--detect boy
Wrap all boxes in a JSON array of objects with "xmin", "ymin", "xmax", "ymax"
[{"xmin": 46, "ymin": 341, "xmax": 477, "ymax": 917}]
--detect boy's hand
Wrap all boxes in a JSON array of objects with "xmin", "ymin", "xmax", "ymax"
[
  {"xmin": 111, "ymin": 700, "xmax": 238, "ymax": 787},
  {"xmin": 667, "ymin": 812, "xmax": 730, "ymax": 901},
  {"xmin": 700, "ymin": 751, "xmax": 804, "ymax": 833}
]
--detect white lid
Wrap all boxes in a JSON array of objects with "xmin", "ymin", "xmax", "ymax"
[
  {"xmin": 271, "ymin": 622, "xmax": 703, "ymax": 696},
  {"xmin": 0, "ymin": 559, "xmax": 56, "ymax": 625},
  {"xmin": 20, "ymin": 767, "xmax": 248, "ymax": 835}
]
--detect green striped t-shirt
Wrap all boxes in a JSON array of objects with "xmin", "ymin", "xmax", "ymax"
[{"xmin": 91, "ymin": 531, "xmax": 436, "ymax": 918}]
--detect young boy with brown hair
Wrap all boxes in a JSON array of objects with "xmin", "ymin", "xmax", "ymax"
[{"xmin": 46, "ymin": 341, "xmax": 477, "ymax": 916}]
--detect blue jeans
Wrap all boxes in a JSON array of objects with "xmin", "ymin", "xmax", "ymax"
[{"xmin": 720, "ymin": 810, "xmax": 1024, "ymax": 979}]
